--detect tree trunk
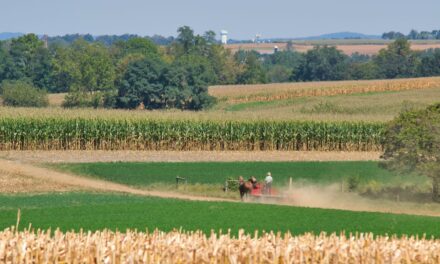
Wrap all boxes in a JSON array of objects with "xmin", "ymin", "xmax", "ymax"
[{"xmin": 432, "ymin": 177, "xmax": 440, "ymax": 202}]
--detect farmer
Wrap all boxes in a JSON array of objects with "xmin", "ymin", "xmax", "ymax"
[{"xmin": 264, "ymin": 172, "xmax": 273, "ymax": 194}]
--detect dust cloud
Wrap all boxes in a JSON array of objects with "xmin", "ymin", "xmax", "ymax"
[{"xmin": 251, "ymin": 183, "xmax": 440, "ymax": 217}]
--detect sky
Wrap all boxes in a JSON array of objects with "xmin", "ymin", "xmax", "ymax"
[{"xmin": 1, "ymin": 0, "xmax": 439, "ymax": 39}]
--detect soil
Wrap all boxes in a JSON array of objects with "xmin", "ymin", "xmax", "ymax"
[{"xmin": 0, "ymin": 151, "xmax": 382, "ymax": 163}]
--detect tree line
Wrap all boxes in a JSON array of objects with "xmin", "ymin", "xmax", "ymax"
[
  {"xmin": 1, "ymin": 26, "xmax": 440, "ymax": 109},
  {"xmin": 382, "ymin": 29, "xmax": 440, "ymax": 40}
]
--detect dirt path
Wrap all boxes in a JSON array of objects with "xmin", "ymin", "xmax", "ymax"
[
  {"xmin": 0, "ymin": 151, "xmax": 382, "ymax": 163},
  {"xmin": 0, "ymin": 159, "xmax": 233, "ymax": 202}
]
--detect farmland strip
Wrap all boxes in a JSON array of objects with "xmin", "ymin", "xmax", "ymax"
[{"xmin": 0, "ymin": 118, "xmax": 385, "ymax": 151}]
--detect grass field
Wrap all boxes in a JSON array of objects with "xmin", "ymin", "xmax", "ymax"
[
  {"xmin": 54, "ymin": 161, "xmax": 426, "ymax": 188},
  {"xmin": 1, "ymin": 193, "xmax": 439, "ymax": 237}
]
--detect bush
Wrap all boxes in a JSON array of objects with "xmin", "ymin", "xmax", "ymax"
[
  {"xmin": 63, "ymin": 91, "xmax": 116, "ymax": 108},
  {"xmin": 1, "ymin": 80, "xmax": 48, "ymax": 107}
]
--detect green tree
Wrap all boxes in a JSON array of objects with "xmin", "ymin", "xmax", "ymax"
[
  {"xmin": 114, "ymin": 37, "xmax": 159, "ymax": 58},
  {"xmin": 164, "ymin": 55, "xmax": 217, "ymax": 109},
  {"xmin": 116, "ymin": 55, "xmax": 215, "ymax": 110},
  {"xmin": 417, "ymin": 49, "xmax": 440, "ymax": 77},
  {"xmin": 295, "ymin": 46, "xmax": 349, "ymax": 81},
  {"xmin": 267, "ymin": 65, "xmax": 292, "ymax": 83},
  {"xmin": 206, "ymin": 45, "xmax": 238, "ymax": 84},
  {"xmin": 382, "ymin": 103, "xmax": 440, "ymax": 201},
  {"xmin": 348, "ymin": 62, "xmax": 379, "ymax": 80},
  {"xmin": 5, "ymin": 34, "xmax": 55, "ymax": 89},
  {"xmin": 32, "ymin": 46, "xmax": 54, "ymax": 90},
  {"xmin": 203, "ymin": 30, "xmax": 217, "ymax": 44},
  {"xmin": 177, "ymin": 26, "xmax": 195, "ymax": 53},
  {"xmin": 374, "ymin": 39, "xmax": 418, "ymax": 78},
  {"xmin": 0, "ymin": 42, "xmax": 8, "ymax": 81},
  {"xmin": 51, "ymin": 45, "xmax": 81, "ymax": 92},
  {"xmin": 56, "ymin": 40, "xmax": 116, "ymax": 107},
  {"xmin": 264, "ymin": 50, "xmax": 303, "ymax": 82},
  {"xmin": 1, "ymin": 80, "xmax": 48, "ymax": 107},
  {"xmin": 8, "ymin": 34, "xmax": 43, "ymax": 79},
  {"xmin": 116, "ymin": 57, "xmax": 165, "ymax": 109},
  {"xmin": 235, "ymin": 50, "xmax": 267, "ymax": 84}
]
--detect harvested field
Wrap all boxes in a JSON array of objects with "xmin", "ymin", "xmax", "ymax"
[
  {"xmin": 0, "ymin": 151, "xmax": 382, "ymax": 163},
  {"xmin": 226, "ymin": 41, "xmax": 440, "ymax": 55},
  {"xmin": 210, "ymin": 77, "xmax": 440, "ymax": 103},
  {"xmin": 0, "ymin": 169, "xmax": 74, "ymax": 193},
  {"xmin": 1, "ymin": 228, "xmax": 440, "ymax": 263}
]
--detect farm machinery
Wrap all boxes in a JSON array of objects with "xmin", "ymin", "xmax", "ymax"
[
  {"xmin": 247, "ymin": 182, "xmax": 284, "ymax": 201},
  {"xmin": 224, "ymin": 179, "xmax": 285, "ymax": 201}
]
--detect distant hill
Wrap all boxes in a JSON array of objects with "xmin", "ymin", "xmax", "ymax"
[
  {"xmin": 0, "ymin": 32, "xmax": 24, "ymax": 40},
  {"xmin": 297, "ymin": 32, "xmax": 381, "ymax": 40}
]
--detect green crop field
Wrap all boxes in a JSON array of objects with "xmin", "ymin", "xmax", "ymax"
[
  {"xmin": 0, "ymin": 118, "xmax": 384, "ymax": 151},
  {"xmin": 54, "ymin": 161, "xmax": 427, "ymax": 188},
  {"xmin": 1, "ymin": 193, "xmax": 439, "ymax": 237}
]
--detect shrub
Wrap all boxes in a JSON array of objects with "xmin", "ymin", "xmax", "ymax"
[
  {"xmin": 63, "ymin": 91, "xmax": 116, "ymax": 108},
  {"xmin": 1, "ymin": 80, "xmax": 48, "ymax": 107}
]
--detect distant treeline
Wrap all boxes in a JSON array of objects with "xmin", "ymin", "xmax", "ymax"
[
  {"xmin": 0, "ymin": 26, "xmax": 440, "ymax": 110},
  {"xmin": 382, "ymin": 29, "xmax": 440, "ymax": 40},
  {"xmin": 46, "ymin": 34, "xmax": 175, "ymax": 46}
]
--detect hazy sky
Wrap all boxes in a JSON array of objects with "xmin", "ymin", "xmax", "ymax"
[{"xmin": 1, "ymin": 0, "xmax": 439, "ymax": 39}]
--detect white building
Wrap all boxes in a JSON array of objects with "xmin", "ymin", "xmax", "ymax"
[{"xmin": 220, "ymin": 30, "xmax": 228, "ymax": 44}]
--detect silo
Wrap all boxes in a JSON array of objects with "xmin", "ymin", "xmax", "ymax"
[{"xmin": 220, "ymin": 30, "xmax": 228, "ymax": 44}]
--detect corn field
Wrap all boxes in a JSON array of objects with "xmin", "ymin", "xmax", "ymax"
[
  {"xmin": 1, "ymin": 228, "xmax": 439, "ymax": 263},
  {"xmin": 210, "ymin": 77, "xmax": 440, "ymax": 103},
  {"xmin": 0, "ymin": 118, "xmax": 385, "ymax": 151}
]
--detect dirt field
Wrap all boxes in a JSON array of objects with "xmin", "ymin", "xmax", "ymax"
[
  {"xmin": 226, "ymin": 42, "xmax": 440, "ymax": 55},
  {"xmin": 0, "ymin": 168, "xmax": 75, "ymax": 193},
  {"xmin": 0, "ymin": 151, "xmax": 382, "ymax": 163}
]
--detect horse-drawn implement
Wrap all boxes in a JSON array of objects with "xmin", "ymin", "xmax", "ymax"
[
  {"xmin": 224, "ymin": 178, "xmax": 285, "ymax": 201},
  {"xmin": 246, "ymin": 182, "xmax": 284, "ymax": 201}
]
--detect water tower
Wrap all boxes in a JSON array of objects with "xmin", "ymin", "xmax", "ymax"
[
  {"xmin": 220, "ymin": 30, "xmax": 228, "ymax": 44},
  {"xmin": 254, "ymin": 34, "xmax": 262, "ymax": 43}
]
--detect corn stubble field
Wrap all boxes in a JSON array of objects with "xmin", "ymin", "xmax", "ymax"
[{"xmin": 1, "ymin": 228, "xmax": 440, "ymax": 263}]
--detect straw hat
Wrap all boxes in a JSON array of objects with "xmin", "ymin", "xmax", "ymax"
[{"xmin": 267, "ymin": 172, "xmax": 271, "ymax": 176}]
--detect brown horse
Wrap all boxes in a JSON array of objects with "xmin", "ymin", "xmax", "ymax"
[{"xmin": 239, "ymin": 177, "xmax": 258, "ymax": 200}]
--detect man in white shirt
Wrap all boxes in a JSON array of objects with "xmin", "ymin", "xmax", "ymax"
[{"xmin": 264, "ymin": 172, "xmax": 273, "ymax": 195}]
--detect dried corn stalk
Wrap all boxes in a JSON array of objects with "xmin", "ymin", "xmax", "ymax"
[{"xmin": 1, "ymin": 228, "xmax": 439, "ymax": 263}]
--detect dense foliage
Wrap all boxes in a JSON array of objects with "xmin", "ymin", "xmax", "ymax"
[
  {"xmin": 0, "ymin": 80, "xmax": 48, "ymax": 107},
  {"xmin": 382, "ymin": 103, "xmax": 440, "ymax": 201},
  {"xmin": 1, "ymin": 28, "xmax": 440, "ymax": 110},
  {"xmin": 382, "ymin": 29, "xmax": 440, "ymax": 40}
]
